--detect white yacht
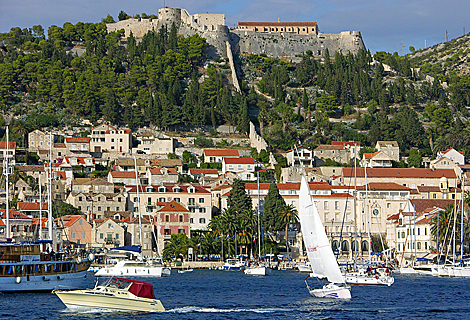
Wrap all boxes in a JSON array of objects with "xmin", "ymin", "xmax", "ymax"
[
  {"xmin": 222, "ymin": 259, "xmax": 245, "ymax": 271},
  {"xmin": 345, "ymin": 267, "xmax": 394, "ymax": 286},
  {"xmin": 95, "ymin": 260, "xmax": 171, "ymax": 277},
  {"xmin": 54, "ymin": 276, "xmax": 165, "ymax": 312},
  {"xmin": 244, "ymin": 263, "xmax": 271, "ymax": 276}
]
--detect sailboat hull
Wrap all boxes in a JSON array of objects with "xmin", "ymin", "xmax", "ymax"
[
  {"xmin": 309, "ymin": 283, "xmax": 351, "ymax": 299},
  {"xmin": 345, "ymin": 273, "xmax": 394, "ymax": 286},
  {"xmin": 244, "ymin": 266, "xmax": 271, "ymax": 276}
]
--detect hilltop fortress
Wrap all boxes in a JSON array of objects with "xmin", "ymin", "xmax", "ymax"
[{"xmin": 106, "ymin": 7, "xmax": 365, "ymax": 58}]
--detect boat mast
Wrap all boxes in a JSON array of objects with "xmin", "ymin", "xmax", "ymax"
[
  {"xmin": 257, "ymin": 171, "xmax": 261, "ymax": 259},
  {"xmin": 134, "ymin": 156, "xmax": 143, "ymax": 258},
  {"xmin": 365, "ymin": 162, "xmax": 371, "ymax": 262},
  {"xmin": 39, "ymin": 174, "xmax": 42, "ymax": 240},
  {"xmin": 452, "ymin": 184, "xmax": 458, "ymax": 264},
  {"xmin": 4, "ymin": 126, "xmax": 9, "ymax": 239},
  {"xmin": 460, "ymin": 174, "xmax": 465, "ymax": 264},
  {"xmin": 48, "ymin": 133, "xmax": 53, "ymax": 245},
  {"xmin": 353, "ymin": 143, "xmax": 357, "ymax": 269}
]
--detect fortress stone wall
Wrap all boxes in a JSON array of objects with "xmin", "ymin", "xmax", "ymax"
[{"xmin": 106, "ymin": 7, "xmax": 365, "ymax": 58}]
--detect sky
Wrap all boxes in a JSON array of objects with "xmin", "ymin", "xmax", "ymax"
[{"xmin": 1, "ymin": 0, "xmax": 469, "ymax": 54}]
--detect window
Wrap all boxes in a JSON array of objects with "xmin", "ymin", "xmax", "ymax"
[
  {"xmin": 387, "ymin": 203, "xmax": 391, "ymax": 208},
  {"xmin": 72, "ymin": 232, "xmax": 75, "ymax": 239},
  {"xmin": 425, "ymin": 242, "xmax": 428, "ymax": 249},
  {"xmin": 97, "ymin": 206, "xmax": 101, "ymax": 211},
  {"xmin": 335, "ymin": 201, "xmax": 339, "ymax": 210},
  {"xmin": 190, "ymin": 218, "xmax": 194, "ymax": 223},
  {"xmin": 79, "ymin": 196, "xmax": 83, "ymax": 201},
  {"xmin": 397, "ymin": 232, "xmax": 400, "ymax": 239},
  {"xmin": 178, "ymin": 229, "xmax": 185, "ymax": 234},
  {"xmin": 79, "ymin": 219, "xmax": 83, "ymax": 225},
  {"xmin": 100, "ymin": 233, "xmax": 103, "ymax": 239},
  {"xmin": 424, "ymin": 228, "xmax": 427, "ymax": 236},
  {"xmin": 116, "ymin": 207, "xmax": 119, "ymax": 211},
  {"xmin": 164, "ymin": 229, "xmax": 170, "ymax": 235},
  {"xmin": 179, "ymin": 215, "xmax": 184, "ymax": 222},
  {"xmin": 417, "ymin": 242, "xmax": 421, "ymax": 249},
  {"xmin": 115, "ymin": 233, "xmax": 119, "ymax": 239},
  {"xmin": 199, "ymin": 208, "xmax": 206, "ymax": 213},
  {"xmin": 188, "ymin": 198, "xmax": 195, "ymax": 205},
  {"xmin": 418, "ymin": 228, "xmax": 420, "ymax": 235},
  {"xmin": 134, "ymin": 197, "xmax": 138, "ymax": 202},
  {"xmin": 174, "ymin": 198, "xmax": 181, "ymax": 203},
  {"xmin": 324, "ymin": 202, "xmax": 329, "ymax": 210},
  {"xmin": 189, "ymin": 207, "xmax": 196, "ymax": 213},
  {"xmin": 165, "ymin": 215, "xmax": 170, "ymax": 222},
  {"xmin": 97, "ymin": 197, "xmax": 101, "ymax": 201},
  {"xmin": 118, "ymin": 197, "xmax": 121, "ymax": 202},
  {"xmin": 81, "ymin": 232, "xmax": 85, "ymax": 239},
  {"xmin": 199, "ymin": 218, "xmax": 206, "ymax": 224},
  {"xmin": 199, "ymin": 198, "xmax": 204, "ymax": 203},
  {"xmin": 159, "ymin": 197, "xmax": 165, "ymax": 202}
]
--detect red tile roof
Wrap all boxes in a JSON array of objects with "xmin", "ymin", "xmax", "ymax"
[
  {"xmin": 0, "ymin": 141, "xmax": 16, "ymax": 149},
  {"xmin": 17, "ymin": 202, "xmax": 48, "ymax": 211},
  {"xmin": 357, "ymin": 183, "xmax": 411, "ymax": 191},
  {"xmin": 189, "ymin": 168, "xmax": 219, "ymax": 175},
  {"xmin": 342, "ymin": 168, "xmax": 456, "ymax": 179},
  {"xmin": 55, "ymin": 215, "xmax": 86, "ymax": 227},
  {"xmin": 238, "ymin": 21, "xmax": 317, "ymax": 27},
  {"xmin": 158, "ymin": 200, "xmax": 189, "ymax": 212},
  {"xmin": 223, "ymin": 157, "xmax": 255, "ymax": 164},
  {"xmin": 0, "ymin": 209, "xmax": 31, "ymax": 219},
  {"xmin": 65, "ymin": 137, "xmax": 90, "ymax": 143},
  {"xmin": 53, "ymin": 143, "xmax": 66, "ymax": 148},
  {"xmin": 149, "ymin": 168, "xmax": 178, "ymax": 175},
  {"xmin": 110, "ymin": 171, "xmax": 137, "ymax": 178},
  {"xmin": 204, "ymin": 149, "xmax": 240, "ymax": 156},
  {"xmin": 126, "ymin": 184, "xmax": 210, "ymax": 194},
  {"xmin": 65, "ymin": 156, "xmax": 95, "ymax": 164},
  {"xmin": 332, "ymin": 141, "xmax": 361, "ymax": 147}
]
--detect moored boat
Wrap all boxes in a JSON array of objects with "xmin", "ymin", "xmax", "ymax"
[
  {"xmin": 54, "ymin": 276, "xmax": 165, "ymax": 312},
  {"xmin": 95, "ymin": 260, "xmax": 171, "ymax": 277},
  {"xmin": 0, "ymin": 240, "xmax": 92, "ymax": 292}
]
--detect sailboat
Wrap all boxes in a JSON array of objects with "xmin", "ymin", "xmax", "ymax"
[
  {"xmin": 245, "ymin": 172, "xmax": 271, "ymax": 276},
  {"xmin": 299, "ymin": 176, "xmax": 351, "ymax": 299}
]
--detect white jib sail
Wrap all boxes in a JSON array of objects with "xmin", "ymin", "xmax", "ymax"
[{"xmin": 298, "ymin": 176, "xmax": 345, "ymax": 284}]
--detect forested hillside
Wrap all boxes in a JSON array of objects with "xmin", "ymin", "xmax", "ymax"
[{"xmin": 1, "ymin": 15, "xmax": 470, "ymax": 164}]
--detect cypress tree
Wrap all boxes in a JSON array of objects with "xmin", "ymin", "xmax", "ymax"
[
  {"xmin": 227, "ymin": 179, "xmax": 252, "ymax": 219},
  {"xmin": 262, "ymin": 182, "xmax": 287, "ymax": 232}
]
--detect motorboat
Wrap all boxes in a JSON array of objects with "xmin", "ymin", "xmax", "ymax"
[
  {"xmin": 54, "ymin": 276, "xmax": 165, "ymax": 312},
  {"xmin": 0, "ymin": 240, "xmax": 92, "ymax": 292},
  {"xmin": 222, "ymin": 259, "xmax": 245, "ymax": 271},
  {"xmin": 95, "ymin": 260, "xmax": 171, "ymax": 277}
]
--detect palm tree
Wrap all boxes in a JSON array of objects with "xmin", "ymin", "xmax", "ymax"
[
  {"xmin": 162, "ymin": 233, "xmax": 191, "ymax": 262},
  {"xmin": 280, "ymin": 204, "xmax": 299, "ymax": 243},
  {"xmin": 431, "ymin": 205, "xmax": 455, "ymax": 257}
]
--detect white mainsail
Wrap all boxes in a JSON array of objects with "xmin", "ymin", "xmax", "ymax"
[{"xmin": 299, "ymin": 176, "xmax": 345, "ymax": 284}]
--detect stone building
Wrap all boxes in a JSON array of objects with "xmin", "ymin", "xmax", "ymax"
[
  {"xmin": 92, "ymin": 218, "xmax": 125, "ymax": 248},
  {"xmin": 237, "ymin": 21, "xmax": 318, "ymax": 35},
  {"xmin": 156, "ymin": 201, "xmax": 190, "ymax": 255},
  {"xmin": 90, "ymin": 124, "xmax": 132, "ymax": 153},
  {"xmin": 132, "ymin": 131, "xmax": 177, "ymax": 155},
  {"xmin": 55, "ymin": 215, "xmax": 92, "ymax": 248},
  {"xmin": 376, "ymin": 141, "xmax": 400, "ymax": 162}
]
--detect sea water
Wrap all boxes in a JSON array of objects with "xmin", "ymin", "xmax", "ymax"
[{"xmin": 2, "ymin": 270, "xmax": 469, "ymax": 319}]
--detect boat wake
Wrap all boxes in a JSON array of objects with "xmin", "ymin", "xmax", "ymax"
[{"xmin": 167, "ymin": 306, "xmax": 291, "ymax": 314}]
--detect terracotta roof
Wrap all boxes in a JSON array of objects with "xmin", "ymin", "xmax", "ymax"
[
  {"xmin": 357, "ymin": 183, "xmax": 411, "ymax": 191},
  {"xmin": 0, "ymin": 141, "xmax": 16, "ymax": 149},
  {"xmin": 315, "ymin": 145, "xmax": 344, "ymax": 151},
  {"xmin": 32, "ymin": 217, "xmax": 48, "ymax": 227},
  {"xmin": 0, "ymin": 209, "xmax": 31, "ymax": 219},
  {"xmin": 65, "ymin": 137, "xmax": 90, "ymax": 143},
  {"xmin": 223, "ymin": 157, "xmax": 255, "ymax": 164},
  {"xmin": 410, "ymin": 199, "xmax": 463, "ymax": 214},
  {"xmin": 285, "ymin": 145, "xmax": 312, "ymax": 153},
  {"xmin": 342, "ymin": 168, "xmax": 456, "ymax": 179},
  {"xmin": 110, "ymin": 171, "xmax": 137, "ymax": 178},
  {"xmin": 17, "ymin": 165, "xmax": 44, "ymax": 172},
  {"xmin": 55, "ymin": 215, "xmax": 86, "ymax": 227},
  {"xmin": 439, "ymin": 148, "xmax": 463, "ymax": 155},
  {"xmin": 65, "ymin": 156, "xmax": 95, "ymax": 164},
  {"xmin": 17, "ymin": 202, "xmax": 48, "ymax": 211},
  {"xmin": 363, "ymin": 151, "xmax": 382, "ymax": 159},
  {"xmin": 189, "ymin": 168, "xmax": 219, "ymax": 175},
  {"xmin": 387, "ymin": 213, "xmax": 400, "ymax": 221},
  {"xmin": 149, "ymin": 167, "xmax": 178, "ymax": 175},
  {"xmin": 416, "ymin": 186, "xmax": 440, "ymax": 192},
  {"xmin": 238, "ymin": 21, "xmax": 317, "ymax": 27},
  {"xmin": 53, "ymin": 143, "xmax": 66, "ymax": 148},
  {"xmin": 158, "ymin": 200, "xmax": 189, "ymax": 212},
  {"xmin": 204, "ymin": 149, "xmax": 240, "ymax": 156}
]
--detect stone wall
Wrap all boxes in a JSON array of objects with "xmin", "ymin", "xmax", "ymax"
[
  {"xmin": 226, "ymin": 41, "xmax": 240, "ymax": 92},
  {"xmin": 249, "ymin": 122, "xmax": 267, "ymax": 153},
  {"xmin": 106, "ymin": 7, "xmax": 366, "ymax": 59}
]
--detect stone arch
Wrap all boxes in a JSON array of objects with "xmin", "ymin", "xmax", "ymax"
[
  {"xmin": 341, "ymin": 240, "xmax": 349, "ymax": 252},
  {"xmin": 331, "ymin": 240, "xmax": 339, "ymax": 252},
  {"xmin": 361, "ymin": 240, "xmax": 369, "ymax": 252},
  {"xmin": 351, "ymin": 240, "xmax": 359, "ymax": 252}
]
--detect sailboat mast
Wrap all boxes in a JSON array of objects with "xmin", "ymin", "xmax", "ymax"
[
  {"xmin": 461, "ymin": 174, "xmax": 465, "ymax": 263},
  {"xmin": 452, "ymin": 186, "xmax": 458, "ymax": 264},
  {"xmin": 257, "ymin": 171, "xmax": 261, "ymax": 258},
  {"xmin": 134, "ymin": 157, "xmax": 143, "ymax": 256},
  {"xmin": 39, "ymin": 174, "xmax": 42, "ymax": 240},
  {"xmin": 353, "ymin": 143, "xmax": 357, "ymax": 268},
  {"xmin": 365, "ymin": 163, "xmax": 371, "ymax": 261},
  {"xmin": 5, "ymin": 126, "xmax": 9, "ymax": 239},
  {"xmin": 48, "ymin": 133, "xmax": 53, "ymax": 244}
]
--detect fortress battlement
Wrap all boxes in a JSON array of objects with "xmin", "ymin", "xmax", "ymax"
[{"xmin": 106, "ymin": 8, "xmax": 365, "ymax": 58}]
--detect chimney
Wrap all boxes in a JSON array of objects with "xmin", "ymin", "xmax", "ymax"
[{"xmin": 278, "ymin": 17, "xmax": 280, "ymax": 23}]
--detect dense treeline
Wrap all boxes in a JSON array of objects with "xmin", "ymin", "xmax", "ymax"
[{"xmin": 0, "ymin": 21, "xmax": 250, "ymax": 139}]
